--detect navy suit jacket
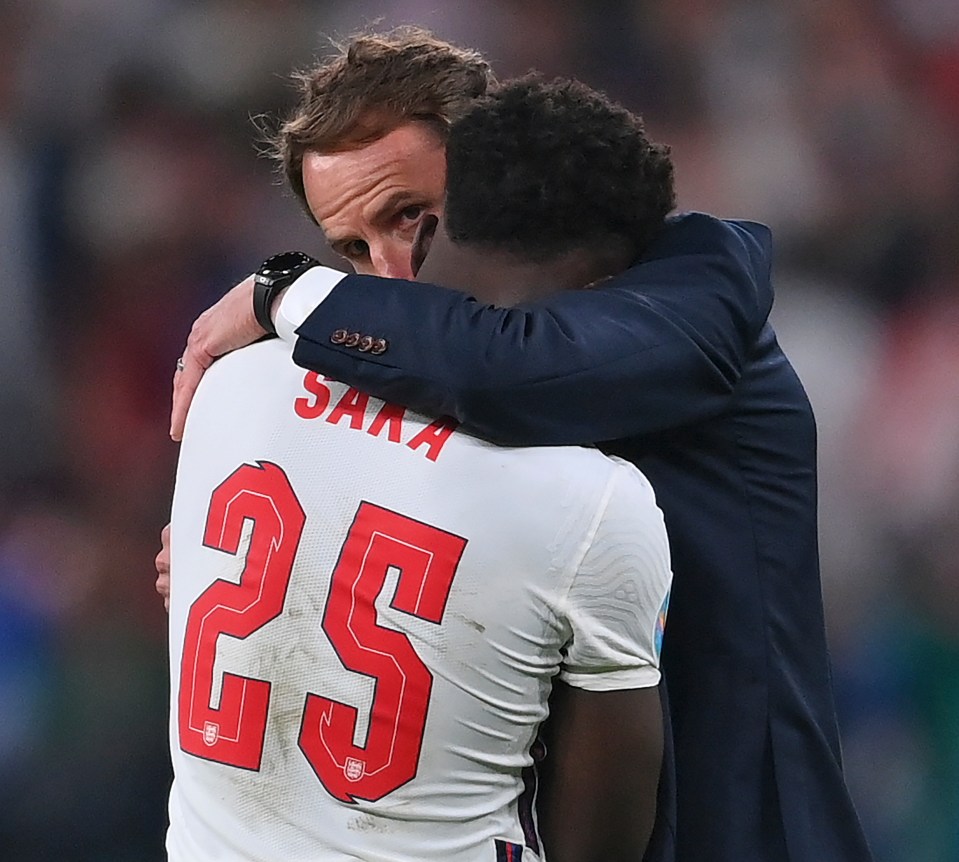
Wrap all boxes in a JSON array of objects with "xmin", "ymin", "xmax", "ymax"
[{"xmin": 289, "ymin": 213, "xmax": 873, "ymax": 862}]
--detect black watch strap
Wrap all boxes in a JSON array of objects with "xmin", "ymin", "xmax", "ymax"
[{"xmin": 253, "ymin": 251, "xmax": 320, "ymax": 336}]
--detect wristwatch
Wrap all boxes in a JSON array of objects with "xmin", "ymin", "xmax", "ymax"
[{"xmin": 252, "ymin": 251, "xmax": 320, "ymax": 336}]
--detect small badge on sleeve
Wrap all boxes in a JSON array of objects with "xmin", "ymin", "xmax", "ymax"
[
  {"xmin": 655, "ymin": 590, "xmax": 670, "ymax": 658},
  {"xmin": 495, "ymin": 839, "xmax": 526, "ymax": 861}
]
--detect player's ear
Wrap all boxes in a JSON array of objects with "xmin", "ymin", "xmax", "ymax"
[{"xmin": 411, "ymin": 214, "xmax": 439, "ymax": 277}]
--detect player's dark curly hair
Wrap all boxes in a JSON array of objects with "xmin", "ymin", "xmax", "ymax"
[{"xmin": 444, "ymin": 75, "xmax": 675, "ymax": 261}]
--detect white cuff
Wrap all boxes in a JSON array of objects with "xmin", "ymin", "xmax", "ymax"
[
  {"xmin": 274, "ymin": 265, "xmax": 348, "ymax": 343},
  {"xmin": 559, "ymin": 664, "xmax": 661, "ymax": 691}
]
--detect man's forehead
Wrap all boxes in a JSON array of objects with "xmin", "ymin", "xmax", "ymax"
[
  {"xmin": 304, "ymin": 128, "xmax": 445, "ymax": 195},
  {"xmin": 303, "ymin": 126, "xmax": 447, "ymax": 232},
  {"xmin": 314, "ymin": 122, "xmax": 446, "ymax": 165}
]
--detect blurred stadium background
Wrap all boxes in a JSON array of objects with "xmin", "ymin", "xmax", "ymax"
[{"xmin": 0, "ymin": 0, "xmax": 957, "ymax": 859}]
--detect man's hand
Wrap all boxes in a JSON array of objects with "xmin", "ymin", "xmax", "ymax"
[
  {"xmin": 171, "ymin": 275, "xmax": 265, "ymax": 441},
  {"xmin": 155, "ymin": 523, "xmax": 171, "ymax": 612}
]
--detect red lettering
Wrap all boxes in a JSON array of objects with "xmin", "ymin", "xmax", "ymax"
[
  {"xmin": 367, "ymin": 403, "xmax": 406, "ymax": 443},
  {"xmin": 406, "ymin": 417, "xmax": 459, "ymax": 462},
  {"xmin": 294, "ymin": 380, "xmax": 453, "ymax": 463},
  {"xmin": 327, "ymin": 387, "xmax": 370, "ymax": 430},
  {"xmin": 299, "ymin": 503, "xmax": 466, "ymax": 803},
  {"xmin": 178, "ymin": 463, "xmax": 305, "ymax": 771},
  {"xmin": 294, "ymin": 373, "xmax": 333, "ymax": 420}
]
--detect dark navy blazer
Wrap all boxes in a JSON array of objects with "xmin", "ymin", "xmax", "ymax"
[{"xmin": 289, "ymin": 213, "xmax": 873, "ymax": 862}]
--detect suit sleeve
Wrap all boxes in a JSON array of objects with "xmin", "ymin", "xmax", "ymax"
[{"xmin": 290, "ymin": 213, "xmax": 774, "ymax": 446}]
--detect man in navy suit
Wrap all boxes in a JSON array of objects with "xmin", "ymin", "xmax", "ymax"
[{"xmin": 167, "ymin": 28, "xmax": 873, "ymax": 862}]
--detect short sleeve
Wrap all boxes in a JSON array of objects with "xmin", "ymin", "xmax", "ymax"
[{"xmin": 559, "ymin": 459, "xmax": 673, "ymax": 691}]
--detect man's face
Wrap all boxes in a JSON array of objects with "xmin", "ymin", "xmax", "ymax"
[{"xmin": 302, "ymin": 123, "xmax": 447, "ymax": 279}]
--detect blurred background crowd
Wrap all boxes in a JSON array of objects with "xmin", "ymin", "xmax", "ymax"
[{"xmin": 0, "ymin": 0, "xmax": 957, "ymax": 859}]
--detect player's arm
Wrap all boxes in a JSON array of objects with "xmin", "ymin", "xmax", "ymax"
[
  {"xmin": 540, "ymin": 460, "xmax": 673, "ymax": 859},
  {"xmin": 282, "ymin": 213, "xmax": 772, "ymax": 445},
  {"xmin": 538, "ymin": 682, "xmax": 663, "ymax": 862}
]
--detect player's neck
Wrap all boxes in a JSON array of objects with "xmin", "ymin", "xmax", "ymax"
[
  {"xmin": 469, "ymin": 248, "xmax": 629, "ymax": 307},
  {"xmin": 417, "ymin": 230, "xmax": 633, "ymax": 306}
]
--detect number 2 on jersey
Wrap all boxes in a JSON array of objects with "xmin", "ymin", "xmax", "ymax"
[
  {"xmin": 177, "ymin": 461, "xmax": 468, "ymax": 804},
  {"xmin": 178, "ymin": 462, "xmax": 304, "ymax": 770}
]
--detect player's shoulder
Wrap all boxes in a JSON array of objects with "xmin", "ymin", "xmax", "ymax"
[
  {"xmin": 594, "ymin": 455, "xmax": 667, "ymax": 536},
  {"xmin": 185, "ymin": 339, "xmax": 297, "ymax": 433},
  {"xmin": 561, "ymin": 449, "xmax": 657, "ymax": 508},
  {"xmin": 529, "ymin": 446, "xmax": 655, "ymax": 496},
  {"xmin": 601, "ymin": 455, "xmax": 659, "ymax": 506},
  {"xmin": 570, "ymin": 456, "xmax": 670, "ymax": 600},
  {"xmin": 205, "ymin": 338, "xmax": 292, "ymax": 381},
  {"xmin": 482, "ymin": 443, "xmax": 659, "ymax": 519},
  {"xmin": 460, "ymin": 437, "xmax": 612, "ymax": 479},
  {"xmin": 195, "ymin": 339, "xmax": 295, "ymax": 399}
]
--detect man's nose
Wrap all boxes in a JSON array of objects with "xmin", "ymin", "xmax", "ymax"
[{"xmin": 371, "ymin": 242, "xmax": 415, "ymax": 280}]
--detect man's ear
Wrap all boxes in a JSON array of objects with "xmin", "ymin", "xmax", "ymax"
[{"xmin": 411, "ymin": 214, "xmax": 439, "ymax": 278}]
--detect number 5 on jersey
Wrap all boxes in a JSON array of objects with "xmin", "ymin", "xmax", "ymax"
[{"xmin": 177, "ymin": 461, "xmax": 468, "ymax": 804}]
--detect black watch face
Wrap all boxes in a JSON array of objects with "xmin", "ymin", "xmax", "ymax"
[{"xmin": 262, "ymin": 251, "xmax": 311, "ymax": 276}]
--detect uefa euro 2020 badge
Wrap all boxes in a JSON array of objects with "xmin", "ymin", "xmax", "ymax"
[{"xmin": 655, "ymin": 591, "xmax": 670, "ymax": 658}]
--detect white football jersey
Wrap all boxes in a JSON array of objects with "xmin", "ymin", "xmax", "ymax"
[{"xmin": 167, "ymin": 339, "xmax": 671, "ymax": 862}]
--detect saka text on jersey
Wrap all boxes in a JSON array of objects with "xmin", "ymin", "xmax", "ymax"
[{"xmin": 294, "ymin": 372, "xmax": 458, "ymax": 462}]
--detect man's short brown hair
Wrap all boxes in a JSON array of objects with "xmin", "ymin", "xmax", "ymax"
[{"xmin": 270, "ymin": 27, "xmax": 494, "ymax": 214}]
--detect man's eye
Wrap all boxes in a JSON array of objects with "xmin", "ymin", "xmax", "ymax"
[
  {"xmin": 400, "ymin": 205, "xmax": 425, "ymax": 223},
  {"xmin": 343, "ymin": 239, "xmax": 370, "ymax": 259}
]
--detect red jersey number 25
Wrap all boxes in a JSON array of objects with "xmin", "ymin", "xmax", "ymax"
[{"xmin": 177, "ymin": 461, "xmax": 467, "ymax": 803}]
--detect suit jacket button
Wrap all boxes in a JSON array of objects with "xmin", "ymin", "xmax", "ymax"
[
  {"xmin": 357, "ymin": 335, "xmax": 374, "ymax": 352},
  {"xmin": 330, "ymin": 329, "xmax": 348, "ymax": 345},
  {"xmin": 371, "ymin": 338, "xmax": 388, "ymax": 355},
  {"xmin": 344, "ymin": 331, "xmax": 361, "ymax": 348}
]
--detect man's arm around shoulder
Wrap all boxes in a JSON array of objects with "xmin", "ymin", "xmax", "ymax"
[{"xmin": 289, "ymin": 213, "xmax": 774, "ymax": 444}]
